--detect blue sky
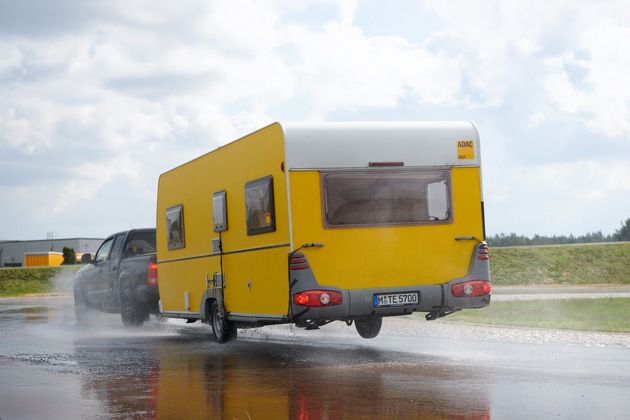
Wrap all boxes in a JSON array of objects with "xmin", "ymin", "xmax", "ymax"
[{"xmin": 1, "ymin": 0, "xmax": 629, "ymax": 240}]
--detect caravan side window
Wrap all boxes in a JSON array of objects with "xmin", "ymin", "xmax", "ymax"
[
  {"xmin": 166, "ymin": 204, "xmax": 185, "ymax": 250},
  {"xmin": 245, "ymin": 176, "xmax": 276, "ymax": 235},
  {"xmin": 322, "ymin": 170, "xmax": 452, "ymax": 228}
]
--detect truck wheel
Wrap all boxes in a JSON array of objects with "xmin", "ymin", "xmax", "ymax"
[
  {"xmin": 74, "ymin": 286, "xmax": 90, "ymax": 324},
  {"xmin": 120, "ymin": 286, "xmax": 144, "ymax": 327},
  {"xmin": 211, "ymin": 301, "xmax": 237, "ymax": 343},
  {"xmin": 355, "ymin": 316, "xmax": 382, "ymax": 339}
]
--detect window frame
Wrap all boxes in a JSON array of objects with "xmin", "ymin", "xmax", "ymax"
[
  {"xmin": 320, "ymin": 169, "xmax": 453, "ymax": 229},
  {"xmin": 125, "ymin": 231, "xmax": 156, "ymax": 256},
  {"xmin": 95, "ymin": 237, "xmax": 114, "ymax": 263},
  {"xmin": 244, "ymin": 175, "xmax": 276, "ymax": 236},
  {"xmin": 109, "ymin": 233, "xmax": 125, "ymax": 261},
  {"xmin": 213, "ymin": 190, "xmax": 228, "ymax": 233},
  {"xmin": 165, "ymin": 204, "xmax": 186, "ymax": 250}
]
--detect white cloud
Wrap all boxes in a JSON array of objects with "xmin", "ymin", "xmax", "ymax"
[
  {"xmin": 285, "ymin": 22, "xmax": 465, "ymax": 117},
  {"xmin": 1, "ymin": 103, "xmax": 56, "ymax": 153},
  {"xmin": 543, "ymin": 20, "xmax": 630, "ymax": 140},
  {"xmin": 0, "ymin": 42, "xmax": 23, "ymax": 72},
  {"xmin": 421, "ymin": 0, "xmax": 552, "ymax": 107},
  {"xmin": 485, "ymin": 158, "xmax": 630, "ymax": 236}
]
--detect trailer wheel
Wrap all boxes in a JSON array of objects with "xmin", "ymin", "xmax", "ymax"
[
  {"xmin": 211, "ymin": 301, "xmax": 237, "ymax": 343},
  {"xmin": 120, "ymin": 286, "xmax": 145, "ymax": 327},
  {"xmin": 355, "ymin": 316, "xmax": 382, "ymax": 339}
]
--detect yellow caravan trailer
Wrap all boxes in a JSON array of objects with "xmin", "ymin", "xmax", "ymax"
[{"xmin": 156, "ymin": 122, "xmax": 490, "ymax": 342}]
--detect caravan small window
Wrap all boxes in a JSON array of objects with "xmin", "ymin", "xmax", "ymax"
[
  {"xmin": 166, "ymin": 204, "xmax": 185, "ymax": 250},
  {"xmin": 213, "ymin": 190, "xmax": 228, "ymax": 232},
  {"xmin": 245, "ymin": 176, "xmax": 276, "ymax": 235},
  {"xmin": 322, "ymin": 170, "xmax": 452, "ymax": 228}
]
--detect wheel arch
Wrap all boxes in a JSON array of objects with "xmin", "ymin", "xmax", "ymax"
[
  {"xmin": 118, "ymin": 275, "xmax": 135, "ymax": 300},
  {"xmin": 118, "ymin": 267, "xmax": 139, "ymax": 288},
  {"xmin": 199, "ymin": 289, "xmax": 221, "ymax": 321}
]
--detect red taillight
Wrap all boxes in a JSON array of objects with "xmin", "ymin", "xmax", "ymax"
[
  {"xmin": 290, "ymin": 252, "xmax": 309, "ymax": 271},
  {"xmin": 293, "ymin": 290, "xmax": 342, "ymax": 307},
  {"xmin": 148, "ymin": 262, "xmax": 158, "ymax": 286},
  {"xmin": 451, "ymin": 280, "xmax": 491, "ymax": 297}
]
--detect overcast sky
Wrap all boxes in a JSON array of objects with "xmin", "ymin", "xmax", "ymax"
[{"xmin": 1, "ymin": 0, "xmax": 629, "ymax": 241}]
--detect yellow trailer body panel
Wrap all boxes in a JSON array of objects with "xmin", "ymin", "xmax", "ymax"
[
  {"xmin": 223, "ymin": 247, "xmax": 289, "ymax": 315},
  {"xmin": 157, "ymin": 123, "xmax": 290, "ymax": 318},
  {"xmin": 288, "ymin": 167, "xmax": 483, "ymax": 289}
]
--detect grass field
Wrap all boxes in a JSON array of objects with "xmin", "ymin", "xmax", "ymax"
[
  {"xmin": 448, "ymin": 298, "xmax": 630, "ymax": 332},
  {"xmin": 0, "ymin": 265, "xmax": 79, "ymax": 297},
  {"xmin": 490, "ymin": 242, "xmax": 630, "ymax": 286}
]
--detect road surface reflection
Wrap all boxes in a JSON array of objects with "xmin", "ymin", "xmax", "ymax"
[
  {"xmin": 152, "ymin": 339, "xmax": 489, "ymax": 419},
  {"xmin": 71, "ymin": 326, "xmax": 490, "ymax": 419},
  {"xmin": 2, "ymin": 296, "xmax": 629, "ymax": 419}
]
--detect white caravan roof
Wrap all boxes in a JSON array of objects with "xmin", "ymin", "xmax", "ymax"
[{"xmin": 281, "ymin": 121, "xmax": 480, "ymax": 170}]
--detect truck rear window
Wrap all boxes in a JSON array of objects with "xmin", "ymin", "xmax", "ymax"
[
  {"xmin": 322, "ymin": 170, "xmax": 452, "ymax": 227},
  {"xmin": 126, "ymin": 232, "xmax": 157, "ymax": 255}
]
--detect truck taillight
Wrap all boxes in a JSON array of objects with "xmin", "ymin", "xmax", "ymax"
[
  {"xmin": 148, "ymin": 262, "xmax": 158, "ymax": 286},
  {"xmin": 293, "ymin": 290, "xmax": 342, "ymax": 307},
  {"xmin": 451, "ymin": 280, "xmax": 491, "ymax": 297}
]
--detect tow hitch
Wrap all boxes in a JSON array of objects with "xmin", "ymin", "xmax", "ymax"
[{"xmin": 426, "ymin": 309, "xmax": 461, "ymax": 321}]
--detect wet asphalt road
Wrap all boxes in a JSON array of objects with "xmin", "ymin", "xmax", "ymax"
[{"xmin": 1, "ymin": 294, "xmax": 629, "ymax": 419}]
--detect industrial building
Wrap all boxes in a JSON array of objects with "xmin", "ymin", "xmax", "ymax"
[{"xmin": 0, "ymin": 238, "xmax": 104, "ymax": 267}]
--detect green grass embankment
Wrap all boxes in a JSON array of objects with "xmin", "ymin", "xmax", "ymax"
[
  {"xmin": 489, "ymin": 242, "xmax": 630, "ymax": 286},
  {"xmin": 0, "ymin": 266, "xmax": 79, "ymax": 297},
  {"xmin": 449, "ymin": 299, "xmax": 630, "ymax": 332},
  {"xmin": 448, "ymin": 242, "xmax": 630, "ymax": 332}
]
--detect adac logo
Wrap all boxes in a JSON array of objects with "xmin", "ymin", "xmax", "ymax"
[{"xmin": 457, "ymin": 140, "xmax": 474, "ymax": 160}]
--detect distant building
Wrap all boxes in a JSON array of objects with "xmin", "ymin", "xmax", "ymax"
[{"xmin": 0, "ymin": 238, "xmax": 104, "ymax": 267}]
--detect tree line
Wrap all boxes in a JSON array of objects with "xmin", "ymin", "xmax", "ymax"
[{"xmin": 487, "ymin": 218, "xmax": 630, "ymax": 247}]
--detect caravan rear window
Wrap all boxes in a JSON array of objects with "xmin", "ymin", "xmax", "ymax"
[{"xmin": 322, "ymin": 170, "xmax": 452, "ymax": 227}]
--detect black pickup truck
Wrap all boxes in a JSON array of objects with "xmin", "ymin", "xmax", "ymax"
[{"xmin": 73, "ymin": 228, "xmax": 159, "ymax": 326}]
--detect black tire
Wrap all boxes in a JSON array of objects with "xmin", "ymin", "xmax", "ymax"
[
  {"xmin": 211, "ymin": 301, "xmax": 237, "ymax": 343},
  {"xmin": 355, "ymin": 316, "xmax": 382, "ymax": 339},
  {"xmin": 120, "ymin": 286, "xmax": 145, "ymax": 327},
  {"xmin": 73, "ymin": 285, "xmax": 89, "ymax": 324}
]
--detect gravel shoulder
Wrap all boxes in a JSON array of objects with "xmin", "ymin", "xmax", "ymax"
[{"xmin": 492, "ymin": 285, "xmax": 630, "ymax": 301}]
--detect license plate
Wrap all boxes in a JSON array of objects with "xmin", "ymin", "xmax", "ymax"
[{"xmin": 373, "ymin": 292, "xmax": 419, "ymax": 307}]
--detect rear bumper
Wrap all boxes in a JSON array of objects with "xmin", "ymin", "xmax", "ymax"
[
  {"xmin": 289, "ymin": 242, "xmax": 491, "ymax": 322},
  {"xmin": 291, "ymin": 281, "xmax": 491, "ymax": 322},
  {"xmin": 350, "ymin": 282, "xmax": 490, "ymax": 316}
]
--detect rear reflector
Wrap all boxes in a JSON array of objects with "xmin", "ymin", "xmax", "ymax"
[
  {"xmin": 451, "ymin": 280, "xmax": 491, "ymax": 297},
  {"xmin": 477, "ymin": 244, "xmax": 490, "ymax": 260},
  {"xmin": 290, "ymin": 252, "xmax": 309, "ymax": 271},
  {"xmin": 293, "ymin": 290, "xmax": 342, "ymax": 307}
]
